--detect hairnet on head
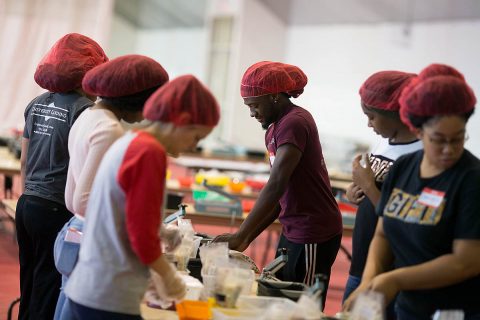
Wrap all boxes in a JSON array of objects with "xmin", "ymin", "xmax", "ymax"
[
  {"xmin": 418, "ymin": 63, "xmax": 465, "ymax": 81},
  {"xmin": 82, "ymin": 55, "xmax": 169, "ymax": 98},
  {"xmin": 34, "ymin": 33, "xmax": 108, "ymax": 93},
  {"xmin": 359, "ymin": 71, "xmax": 416, "ymax": 111},
  {"xmin": 399, "ymin": 75, "xmax": 476, "ymax": 130},
  {"xmin": 240, "ymin": 61, "xmax": 308, "ymax": 98},
  {"xmin": 143, "ymin": 75, "xmax": 220, "ymax": 127}
]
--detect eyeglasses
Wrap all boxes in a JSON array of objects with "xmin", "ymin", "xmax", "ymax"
[{"xmin": 425, "ymin": 132, "xmax": 469, "ymax": 148}]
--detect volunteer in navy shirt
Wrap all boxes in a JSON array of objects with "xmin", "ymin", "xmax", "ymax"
[
  {"xmin": 344, "ymin": 64, "xmax": 480, "ymax": 320},
  {"xmin": 214, "ymin": 61, "xmax": 342, "ymax": 309}
]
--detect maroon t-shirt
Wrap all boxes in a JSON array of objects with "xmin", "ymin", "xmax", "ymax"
[{"xmin": 266, "ymin": 105, "xmax": 342, "ymax": 244}]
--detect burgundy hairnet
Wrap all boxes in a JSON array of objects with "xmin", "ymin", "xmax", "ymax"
[
  {"xmin": 240, "ymin": 61, "xmax": 308, "ymax": 98},
  {"xmin": 82, "ymin": 55, "xmax": 169, "ymax": 98},
  {"xmin": 418, "ymin": 63, "xmax": 465, "ymax": 81},
  {"xmin": 34, "ymin": 33, "xmax": 108, "ymax": 93},
  {"xmin": 359, "ymin": 71, "xmax": 416, "ymax": 111},
  {"xmin": 399, "ymin": 75, "xmax": 476, "ymax": 130},
  {"xmin": 143, "ymin": 75, "xmax": 220, "ymax": 127}
]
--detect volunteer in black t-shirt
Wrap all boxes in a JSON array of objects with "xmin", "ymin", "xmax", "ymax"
[
  {"xmin": 15, "ymin": 33, "xmax": 107, "ymax": 320},
  {"xmin": 343, "ymin": 71, "xmax": 422, "ymax": 319},
  {"xmin": 344, "ymin": 64, "xmax": 480, "ymax": 320}
]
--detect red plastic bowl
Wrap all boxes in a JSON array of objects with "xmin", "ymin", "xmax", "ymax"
[
  {"xmin": 177, "ymin": 176, "xmax": 193, "ymax": 188},
  {"xmin": 245, "ymin": 179, "xmax": 266, "ymax": 192}
]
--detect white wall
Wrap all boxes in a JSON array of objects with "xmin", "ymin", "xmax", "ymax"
[
  {"xmin": 136, "ymin": 28, "xmax": 209, "ymax": 81},
  {"xmin": 285, "ymin": 20, "xmax": 480, "ymax": 156},
  {"xmin": 108, "ymin": 15, "xmax": 138, "ymax": 58},
  {"xmin": 223, "ymin": 0, "xmax": 288, "ymax": 150},
  {"xmin": 108, "ymin": 16, "xmax": 208, "ymax": 81}
]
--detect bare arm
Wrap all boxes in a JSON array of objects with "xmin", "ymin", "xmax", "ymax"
[
  {"xmin": 366, "ymin": 239, "xmax": 480, "ymax": 304},
  {"xmin": 213, "ymin": 144, "xmax": 302, "ymax": 251},
  {"xmin": 20, "ymin": 138, "xmax": 29, "ymax": 193}
]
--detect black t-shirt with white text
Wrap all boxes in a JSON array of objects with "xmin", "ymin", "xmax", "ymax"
[
  {"xmin": 350, "ymin": 139, "xmax": 422, "ymax": 277},
  {"xmin": 23, "ymin": 92, "xmax": 92, "ymax": 204},
  {"xmin": 377, "ymin": 149, "xmax": 480, "ymax": 318}
]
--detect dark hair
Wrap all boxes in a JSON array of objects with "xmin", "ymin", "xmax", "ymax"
[
  {"xmin": 362, "ymin": 102, "xmax": 400, "ymax": 120},
  {"xmin": 100, "ymin": 85, "xmax": 160, "ymax": 113},
  {"xmin": 408, "ymin": 109, "xmax": 475, "ymax": 129}
]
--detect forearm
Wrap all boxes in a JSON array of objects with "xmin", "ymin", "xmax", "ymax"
[
  {"xmin": 388, "ymin": 252, "xmax": 480, "ymax": 291},
  {"xmin": 149, "ymin": 254, "xmax": 174, "ymax": 277},
  {"xmin": 362, "ymin": 230, "xmax": 393, "ymax": 283},
  {"xmin": 240, "ymin": 204, "xmax": 281, "ymax": 244},
  {"xmin": 237, "ymin": 184, "xmax": 283, "ymax": 244},
  {"xmin": 363, "ymin": 184, "xmax": 381, "ymax": 207},
  {"xmin": 20, "ymin": 138, "xmax": 29, "ymax": 193},
  {"xmin": 20, "ymin": 165, "xmax": 26, "ymax": 193}
]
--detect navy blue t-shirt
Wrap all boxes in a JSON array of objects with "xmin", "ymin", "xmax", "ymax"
[
  {"xmin": 377, "ymin": 149, "xmax": 480, "ymax": 318},
  {"xmin": 23, "ymin": 91, "xmax": 92, "ymax": 204}
]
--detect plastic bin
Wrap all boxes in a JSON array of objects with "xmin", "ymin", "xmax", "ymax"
[
  {"xmin": 177, "ymin": 300, "xmax": 211, "ymax": 320},
  {"xmin": 236, "ymin": 295, "xmax": 297, "ymax": 310}
]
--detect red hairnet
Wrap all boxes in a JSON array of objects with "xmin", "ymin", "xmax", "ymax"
[
  {"xmin": 143, "ymin": 75, "xmax": 220, "ymax": 127},
  {"xmin": 82, "ymin": 55, "xmax": 169, "ymax": 97},
  {"xmin": 418, "ymin": 63, "xmax": 465, "ymax": 81},
  {"xmin": 240, "ymin": 61, "xmax": 307, "ymax": 98},
  {"xmin": 399, "ymin": 75, "xmax": 476, "ymax": 130},
  {"xmin": 359, "ymin": 71, "xmax": 416, "ymax": 111},
  {"xmin": 34, "ymin": 33, "xmax": 108, "ymax": 93}
]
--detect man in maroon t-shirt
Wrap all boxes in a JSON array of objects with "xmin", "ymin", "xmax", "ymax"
[{"xmin": 214, "ymin": 61, "xmax": 342, "ymax": 308}]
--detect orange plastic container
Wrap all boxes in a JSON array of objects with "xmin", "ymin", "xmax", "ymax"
[
  {"xmin": 176, "ymin": 300, "xmax": 211, "ymax": 320},
  {"xmin": 228, "ymin": 180, "xmax": 246, "ymax": 193}
]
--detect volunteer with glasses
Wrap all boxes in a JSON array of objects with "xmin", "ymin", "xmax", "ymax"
[{"xmin": 344, "ymin": 64, "xmax": 480, "ymax": 320}]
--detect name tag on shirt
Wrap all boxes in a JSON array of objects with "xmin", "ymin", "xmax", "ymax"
[
  {"xmin": 418, "ymin": 188, "xmax": 445, "ymax": 208},
  {"xmin": 269, "ymin": 152, "xmax": 276, "ymax": 166}
]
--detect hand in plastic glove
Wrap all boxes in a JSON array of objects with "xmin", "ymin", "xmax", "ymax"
[
  {"xmin": 151, "ymin": 261, "xmax": 186, "ymax": 301},
  {"xmin": 159, "ymin": 224, "xmax": 182, "ymax": 253}
]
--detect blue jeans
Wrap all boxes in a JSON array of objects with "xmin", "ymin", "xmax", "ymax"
[
  {"xmin": 342, "ymin": 274, "xmax": 361, "ymax": 304},
  {"xmin": 68, "ymin": 299, "xmax": 142, "ymax": 320},
  {"xmin": 53, "ymin": 216, "xmax": 84, "ymax": 320}
]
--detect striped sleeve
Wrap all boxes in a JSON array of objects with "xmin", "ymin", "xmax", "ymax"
[{"xmin": 117, "ymin": 134, "xmax": 166, "ymax": 265}]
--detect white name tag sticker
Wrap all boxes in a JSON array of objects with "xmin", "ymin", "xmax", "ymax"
[
  {"xmin": 269, "ymin": 152, "xmax": 275, "ymax": 166},
  {"xmin": 418, "ymin": 188, "xmax": 445, "ymax": 208}
]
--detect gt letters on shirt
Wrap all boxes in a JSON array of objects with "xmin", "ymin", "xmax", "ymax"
[{"xmin": 383, "ymin": 187, "xmax": 445, "ymax": 225}]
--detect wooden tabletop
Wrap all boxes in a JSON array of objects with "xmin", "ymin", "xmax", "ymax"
[
  {"xmin": 0, "ymin": 198, "xmax": 354, "ymax": 236},
  {"xmin": 0, "ymin": 198, "xmax": 17, "ymax": 220},
  {"xmin": 0, "ymin": 147, "xmax": 21, "ymax": 175}
]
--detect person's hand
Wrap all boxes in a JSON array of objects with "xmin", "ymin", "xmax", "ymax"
[
  {"xmin": 346, "ymin": 182, "xmax": 365, "ymax": 204},
  {"xmin": 159, "ymin": 224, "xmax": 182, "ymax": 253},
  {"xmin": 366, "ymin": 272, "xmax": 400, "ymax": 306},
  {"xmin": 352, "ymin": 154, "xmax": 375, "ymax": 192},
  {"xmin": 151, "ymin": 264, "xmax": 186, "ymax": 301},
  {"xmin": 342, "ymin": 282, "xmax": 369, "ymax": 311},
  {"xmin": 212, "ymin": 233, "xmax": 249, "ymax": 252}
]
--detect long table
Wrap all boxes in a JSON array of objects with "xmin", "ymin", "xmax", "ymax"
[{"xmin": 0, "ymin": 147, "xmax": 21, "ymax": 176}]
